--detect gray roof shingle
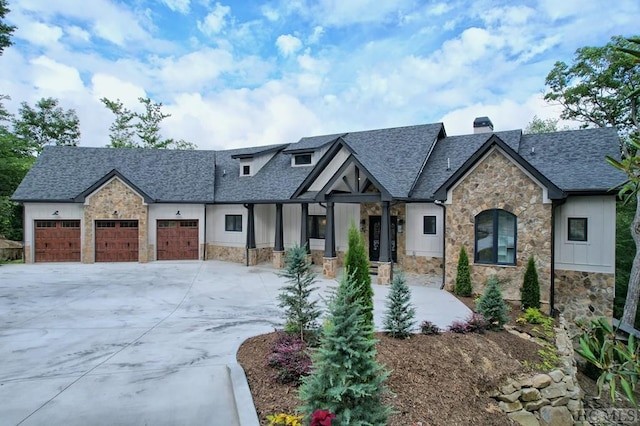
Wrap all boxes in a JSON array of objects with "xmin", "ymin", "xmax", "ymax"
[{"xmin": 12, "ymin": 146, "xmax": 216, "ymax": 202}]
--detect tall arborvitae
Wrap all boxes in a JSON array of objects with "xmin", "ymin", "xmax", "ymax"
[
  {"xmin": 299, "ymin": 274, "xmax": 391, "ymax": 424},
  {"xmin": 344, "ymin": 225, "xmax": 374, "ymax": 329},
  {"xmin": 476, "ymin": 275, "xmax": 509, "ymax": 330},
  {"xmin": 383, "ymin": 271, "xmax": 416, "ymax": 338},
  {"xmin": 278, "ymin": 244, "xmax": 321, "ymax": 341},
  {"xmin": 521, "ymin": 256, "xmax": 541, "ymax": 309},
  {"xmin": 454, "ymin": 246, "xmax": 472, "ymax": 297}
]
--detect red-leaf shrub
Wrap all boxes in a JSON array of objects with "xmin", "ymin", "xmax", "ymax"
[
  {"xmin": 267, "ymin": 331, "xmax": 311, "ymax": 385},
  {"xmin": 310, "ymin": 409, "xmax": 336, "ymax": 426}
]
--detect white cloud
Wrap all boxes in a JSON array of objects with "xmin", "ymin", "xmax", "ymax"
[
  {"xmin": 156, "ymin": 48, "xmax": 234, "ymax": 91},
  {"xmin": 91, "ymin": 74, "xmax": 147, "ymax": 107},
  {"xmin": 276, "ymin": 34, "xmax": 302, "ymax": 57},
  {"xmin": 160, "ymin": 0, "xmax": 191, "ymax": 14},
  {"xmin": 261, "ymin": 5, "xmax": 279, "ymax": 21},
  {"xmin": 308, "ymin": 0, "xmax": 413, "ymax": 26},
  {"xmin": 308, "ymin": 26, "xmax": 324, "ymax": 44},
  {"xmin": 198, "ymin": 3, "xmax": 231, "ymax": 36},
  {"xmin": 16, "ymin": 22, "xmax": 63, "ymax": 47},
  {"xmin": 65, "ymin": 25, "xmax": 91, "ymax": 43},
  {"xmin": 31, "ymin": 56, "xmax": 85, "ymax": 93}
]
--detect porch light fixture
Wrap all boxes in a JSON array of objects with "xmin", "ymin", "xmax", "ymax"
[
  {"xmin": 52, "ymin": 210, "xmax": 59, "ymax": 216},
  {"xmin": 176, "ymin": 210, "xmax": 181, "ymax": 216},
  {"xmin": 360, "ymin": 219, "xmax": 366, "ymax": 232},
  {"xmin": 398, "ymin": 219, "xmax": 405, "ymax": 234}
]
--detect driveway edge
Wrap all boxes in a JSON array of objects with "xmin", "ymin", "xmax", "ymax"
[{"xmin": 228, "ymin": 363, "xmax": 260, "ymax": 426}]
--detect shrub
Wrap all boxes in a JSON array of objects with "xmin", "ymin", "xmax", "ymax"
[
  {"xmin": 447, "ymin": 314, "xmax": 490, "ymax": 334},
  {"xmin": 420, "ymin": 320, "xmax": 441, "ymax": 335},
  {"xmin": 278, "ymin": 244, "xmax": 321, "ymax": 341},
  {"xmin": 521, "ymin": 256, "xmax": 541, "ymax": 309},
  {"xmin": 383, "ymin": 271, "xmax": 416, "ymax": 338},
  {"xmin": 476, "ymin": 276, "xmax": 509, "ymax": 330},
  {"xmin": 344, "ymin": 225, "xmax": 374, "ymax": 330},
  {"xmin": 310, "ymin": 410, "xmax": 336, "ymax": 426},
  {"xmin": 299, "ymin": 275, "xmax": 391, "ymax": 424},
  {"xmin": 448, "ymin": 320, "xmax": 471, "ymax": 334},
  {"xmin": 267, "ymin": 413, "xmax": 303, "ymax": 426},
  {"xmin": 454, "ymin": 246, "xmax": 472, "ymax": 297},
  {"xmin": 268, "ymin": 331, "xmax": 312, "ymax": 385}
]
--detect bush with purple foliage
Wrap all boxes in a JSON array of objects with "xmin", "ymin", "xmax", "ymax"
[
  {"xmin": 448, "ymin": 313, "xmax": 490, "ymax": 334},
  {"xmin": 268, "ymin": 331, "xmax": 312, "ymax": 385},
  {"xmin": 420, "ymin": 320, "xmax": 441, "ymax": 335}
]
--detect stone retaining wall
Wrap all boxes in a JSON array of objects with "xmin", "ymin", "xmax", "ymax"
[
  {"xmin": 494, "ymin": 315, "xmax": 585, "ymax": 426},
  {"xmin": 554, "ymin": 270, "xmax": 614, "ymax": 331}
]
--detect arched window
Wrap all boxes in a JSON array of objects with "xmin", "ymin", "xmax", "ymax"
[{"xmin": 475, "ymin": 209, "xmax": 517, "ymax": 265}]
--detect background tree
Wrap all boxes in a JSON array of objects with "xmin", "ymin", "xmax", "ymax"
[
  {"xmin": 521, "ymin": 256, "xmax": 541, "ymax": 309},
  {"xmin": 14, "ymin": 97, "xmax": 80, "ymax": 153},
  {"xmin": 524, "ymin": 115, "xmax": 571, "ymax": 134},
  {"xmin": 544, "ymin": 35, "xmax": 640, "ymax": 328},
  {"xmin": 454, "ymin": 246, "xmax": 472, "ymax": 297},
  {"xmin": 101, "ymin": 97, "xmax": 196, "ymax": 149},
  {"xmin": 299, "ymin": 275, "xmax": 391, "ymax": 424},
  {"xmin": 383, "ymin": 270, "xmax": 416, "ymax": 338},
  {"xmin": 0, "ymin": 0, "xmax": 15, "ymax": 55},
  {"xmin": 344, "ymin": 225, "xmax": 374, "ymax": 329},
  {"xmin": 278, "ymin": 244, "xmax": 321, "ymax": 341}
]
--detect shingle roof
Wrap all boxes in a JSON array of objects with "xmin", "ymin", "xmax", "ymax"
[
  {"xmin": 283, "ymin": 133, "xmax": 343, "ymax": 153},
  {"xmin": 12, "ymin": 146, "xmax": 216, "ymax": 202}
]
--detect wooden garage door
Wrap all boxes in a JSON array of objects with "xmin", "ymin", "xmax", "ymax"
[
  {"xmin": 34, "ymin": 220, "xmax": 81, "ymax": 262},
  {"xmin": 95, "ymin": 220, "xmax": 139, "ymax": 262},
  {"xmin": 157, "ymin": 220, "xmax": 199, "ymax": 260}
]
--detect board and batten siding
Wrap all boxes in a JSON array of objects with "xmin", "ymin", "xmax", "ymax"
[
  {"xmin": 554, "ymin": 196, "xmax": 616, "ymax": 273},
  {"xmin": 206, "ymin": 204, "xmax": 246, "ymax": 247},
  {"xmin": 308, "ymin": 147, "xmax": 351, "ymax": 192},
  {"xmin": 283, "ymin": 203, "xmax": 360, "ymax": 252},
  {"xmin": 405, "ymin": 203, "xmax": 444, "ymax": 258},
  {"xmin": 254, "ymin": 204, "xmax": 275, "ymax": 248},
  {"xmin": 23, "ymin": 202, "xmax": 85, "ymax": 262},
  {"xmin": 148, "ymin": 204, "xmax": 206, "ymax": 255}
]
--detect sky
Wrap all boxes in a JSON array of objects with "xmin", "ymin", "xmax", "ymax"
[{"xmin": 1, "ymin": 0, "xmax": 639, "ymax": 150}]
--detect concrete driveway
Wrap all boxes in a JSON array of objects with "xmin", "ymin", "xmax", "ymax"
[{"xmin": 0, "ymin": 261, "xmax": 470, "ymax": 426}]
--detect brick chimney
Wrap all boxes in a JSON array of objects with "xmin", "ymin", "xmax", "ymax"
[{"xmin": 473, "ymin": 116, "xmax": 494, "ymax": 134}]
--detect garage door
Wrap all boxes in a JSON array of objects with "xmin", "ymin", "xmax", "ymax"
[
  {"xmin": 157, "ymin": 220, "xmax": 199, "ymax": 260},
  {"xmin": 34, "ymin": 220, "xmax": 81, "ymax": 262},
  {"xmin": 95, "ymin": 220, "xmax": 139, "ymax": 262}
]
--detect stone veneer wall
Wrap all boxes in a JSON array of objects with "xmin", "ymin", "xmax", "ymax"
[
  {"xmin": 83, "ymin": 178, "xmax": 148, "ymax": 263},
  {"xmin": 445, "ymin": 150, "xmax": 552, "ymax": 302},
  {"xmin": 493, "ymin": 315, "xmax": 585, "ymax": 425},
  {"xmin": 311, "ymin": 249, "xmax": 345, "ymax": 267},
  {"xmin": 205, "ymin": 245, "xmax": 273, "ymax": 265},
  {"xmin": 554, "ymin": 270, "xmax": 615, "ymax": 327},
  {"xmin": 400, "ymin": 254, "xmax": 443, "ymax": 276},
  {"xmin": 360, "ymin": 202, "xmax": 406, "ymax": 263}
]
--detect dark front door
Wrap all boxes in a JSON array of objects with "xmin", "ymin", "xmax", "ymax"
[{"xmin": 369, "ymin": 216, "xmax": 397, "ymax": 262}]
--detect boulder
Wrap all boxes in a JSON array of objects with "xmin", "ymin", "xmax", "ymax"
[
  {"xmin": 548, "ymin": 370, "xmax": 565, "ymax": 383},
  {"xmin": 508, "ymin": 410, "xmax": 540, "ymax": 426},
  {"xmin": 498, "ymin": 391, "xmax": 521, "ymax": 403},
  {"xmin": 532, "ymin": 374, "xmax": 552, "ymax": 389},
  {"xmin": 520, "ymin": 388, "xmax": 541, "ymax": 402},
  {"xmin": 525, "ymin": 398, "xmax": 550, "ymax": 411},
  {"xmin": 541, "ymin": 383, "xmax": 567, "ymax": 400},
  {"xmin": 539, "ymin": 406, "xmax": 573, "ymax": 426},
  {"xmin": 499, "ymin": 400, "xmax": 523, "ymax": 413}
]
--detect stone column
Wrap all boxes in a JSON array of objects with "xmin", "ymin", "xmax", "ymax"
[
  {"xmin": 377, "ymin": 201, "xmax": 392, "ymax": 285},
  {"xmin": 273, "ymin": 203, "xmax": 285, "ymax": 269},
  {"xmin": 323, "ymin": 201, "xmax": 337, "ymax": 278},
  {"xmin": 246, "ymin": 203, "xmax": 257, "ymax": 266}
]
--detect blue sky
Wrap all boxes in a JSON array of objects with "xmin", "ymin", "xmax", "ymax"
[{"xmin": 1, "ymin": 0, "xmax": 639, "ymax": 150}]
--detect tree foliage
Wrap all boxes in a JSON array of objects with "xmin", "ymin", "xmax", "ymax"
[
  {"xmin": 278, "ymin": 244, "xmax": 321, "ymax": 341},
  {"xmin": 14, "ymin": 97, "xmax": 80, "ymax": 152},
  {"xmin": 299, "ymin": 274, "xmax": 391, "ymax": 424},
  {"xmin": 524, "ymin": 115, "xmax": 570, "ymax": 134},
  {"xmin": 521, "ymin": 256, "xmax": 541, "ymax": 310},
  {"xmin": 0, "ymin": 0, "xmax": 15, "ymax": 56},
  {"xmin": 476, "ymin": 276, "xmax": 509, "ymax": 330},
  {"xmin": 454, "ymin": 246, "xmax": 472, "ymax": 297},
  {"xmin": 344, "ymin": 225, "xmax": 374, "ymax": 329},
  {"xmin": 383, "ymin": 270, "xmax": 416, "ymax": 338},
  {"xmin": 101, "ymin": 97, "xmax": 196, "ymax": 149}
]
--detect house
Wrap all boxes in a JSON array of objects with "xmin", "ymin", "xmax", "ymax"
[{"xmin": 12, "ymin": 118, "xmax": 625, "ymax": 324}]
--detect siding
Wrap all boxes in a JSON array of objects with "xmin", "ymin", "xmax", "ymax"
[
  {"xmin": 283, "ymin": 203, "xmax": 359, "ymax": 252},
  {"xmin": 405, "ymin": 203, "xmax": 444, "ymax": 257},
  {"xmin": 24, "ymin": 202, "xmax": 84, "ymax": 263},
  {"xmin": 207, "ymin": 204, "xmax": 246, "ymax": 247},
  {"xmin": 308, "ymin": 147, "xmax": 351, "ymax": 191},
  {"xmin": 555, "ymin": 196, "xmax": 616, "ymax": 273}
]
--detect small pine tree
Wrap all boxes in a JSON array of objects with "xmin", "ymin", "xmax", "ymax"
[
  {"xmin": 344, "ymin": 225, "xmax": 374, "ymax": 329},
  {"xmin": 278, "ymin": 244, "xmax": 321, "ymax": 341},
  {"xmin": 299, "ymin": 275, "xmax": 391, "ymax": 424},
  {"xmin": 383, "ymin": 271, "xmax": 416, "ymax": 338},
  {"xmin": 454, "ymin": 246, "xmax": 472, "ymax": 297},
  {"xmin": 476, "ymin": 275, "xmax": 509, "ymax": 330},
  {"xmin": 521, "ymin": 256, "xmax": 541, "ymax": 309}
]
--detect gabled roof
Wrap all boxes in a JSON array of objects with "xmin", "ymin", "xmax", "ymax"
[
  {"xmin": 230, "ymin": 143, "xmax": 287, "ymax": 159},
  {"xmin": 74, "ymin": 169, "xmax": 153, "ymax": 203},
  {"xmin": 283, "ymin": 133, "xmax": 344, "ymax": 153},
  {"xmin": 12, "ymin": 146, "xmax": 216, "ymax": 203}
]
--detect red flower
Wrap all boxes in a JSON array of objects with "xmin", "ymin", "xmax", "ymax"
[{"xmin": 310, "ymin": 409, "xmax": 336, "ymax": 426}]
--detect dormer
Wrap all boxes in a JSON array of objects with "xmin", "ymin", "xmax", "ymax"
[{"xmin": 231, "ymin": 144, "xmax": 287, "ymax": 177}]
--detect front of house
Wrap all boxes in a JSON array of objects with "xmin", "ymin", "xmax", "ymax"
[{"xmin": 12, "ymin": 118, "xmax": 624, "ymax": 324}]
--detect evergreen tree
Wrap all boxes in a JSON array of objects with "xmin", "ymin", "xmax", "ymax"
[
  {"xmin": 344, "ymin": 225, "xmax": 374, "ymax": 329},
  {"xmin": 521, "ymin": 256, "xmax": 541, "ymax": 309},
  {"xmin": 476, "ymin": 276, "xmax": 509, "ymax": 330},
  {"xmin": 383, "ymin": 271, "xmax": 416, "ymax": 338},
  {"xmin": 278, "ymin": 244, "xmax": 321, "ymax": 341},
  {"xmin": 299, "ymin": 275, "xmax": 391, "ymax": 424},
  {"xmin": 454, "ymin": 246, "xmax": 472, "ymax": 297}
]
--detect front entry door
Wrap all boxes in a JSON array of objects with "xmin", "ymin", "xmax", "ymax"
[{"xmin": 369, "ymin": 216, "xmax": 397, "ymax": 262}]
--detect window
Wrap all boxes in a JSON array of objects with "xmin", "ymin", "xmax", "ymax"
[
  {"xmin": 568, "ymin": 218, "xmax": 588, "ymax": 242},
  {"xmin": 61, "ymin": 220, "xmax": 80, "ymax": 228},
  {"xmin": 308, "ymin": 215, "xmax": 326, "ymax": 239},
  {"xmin": 158, "ymin": 221, "xmax": 176, "ymax": 228},
  {"xmin": 96, "ymin": 221, "xmax": 115, "ymax": 228},
  {"xmin": 119, "ymin": 221, "xmax": 138, "ymax": 228},
  {"xmin": 180, "ymin": 221, "xmax": 198, "ymax": 228},
  {"xmin": 242, "ymin": 165, "xmax": 251, "ymax": 176},
  {"xmin": 475, "ymin": 209, "xmax": 516, "ymax": 265},
  {"xmin": 423, "ymin": 216, "xmax": 437, "ymax": 234},
  {"xmin": 225, "ymin": 214, "xmax": 242, "ymax": 232},
  {"xmin": 35, "ymin": 221, "xmax": 56, "ymax": 228},
  {"xmin": 294, "ymin": 154, "xmax": 313, "ymax": 165}
]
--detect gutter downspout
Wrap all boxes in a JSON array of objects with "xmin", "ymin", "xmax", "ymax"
[
  {"xmin": 550, "ymin": 198, "xmax": 567, "ymax": 317},
  {"xmin": 203, "ymin": 205, "xmax": 207, "ymax": 261},
  {"xmin": 435, "ymin": 200, "xmax": 446, "ymax": 289}
]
